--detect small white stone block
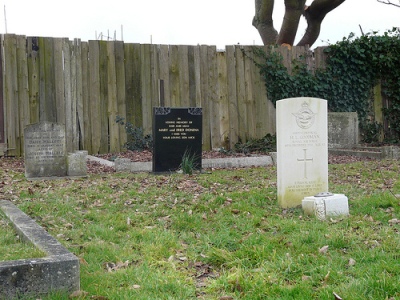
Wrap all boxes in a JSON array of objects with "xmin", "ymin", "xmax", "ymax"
[{"xmin": 302, "ymin": 194, "xmax": 349, "ymax": 219}]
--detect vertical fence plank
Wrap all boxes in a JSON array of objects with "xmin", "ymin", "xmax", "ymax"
[
  {"xmin": 124, "ymin": 43, "xmax": 142, "ymax": 127},
  {"xmin": 39, "ymin": 37, "xmax": 57, "ymax": 122},
  {"xmin": 178, "ymin": 45, "xmax": 190, "ymax": 107},
  {"xmin": 169, "ymin": 45, "xmax": 180, "ymax": 107},
  {"xmin": 141, "ymin": 44, "xmax": 152, "ymax": 135},
  {"xmin": 63, "ymin": 39, "xmax": 74, "ymax": 153},
  {"xmin": 314, "ymin": 46, "xmax": 328, "ymax": 70},
  {"xmin": 53, "ymin": 39, "xmax": 65, "ymax": 125},
  {"xmin": 217, "ymin": 51, "xmax": 229, "ymax": 148},
  {"xmin": 27, "ymin": 37, "xmax": 40, "ymax": 124},
  {"xmin": 3, "ymin": 34, "xmax": 19, "ymax": 156},
  {"xmin": 74, "ymin": 39, "xmax": 83, "ymax": 151},
  {"xmin": 107, "ymin": 41, "xmax": 120, "ymax": 153},
  {"xmin": 189, "ymin": 46, "xmax": 202, "ymax": 107},
  {"xmin": 150, "ymin": 44, "xmax": 160, "ymax": 109},
  {"xmin": 99, "ymin": 41, "xmax": 110, "ymax": 153},
  {"xmin": 88, "ymin": 40, "xmax": 101, "ymax": 154},
  {"xmin": 244, "ymin": 47, "xmax": 256, "ymax": 139},
  {"xmin": 81, "ymin": 42, "xmax": 92, "ymax": 153},
  {"xmin": 16, "ymin": 35, "xmax": 29, "ymax": 156},
  {"xmin": 226, "ymin": 46, "xmax": 239, "ymax": 148},
  {"xmin": 208, "ymin": 46, "xmax": 219, "ymax": 149},
  {"xmin": 200, "ymin": 45, "xmax": 211, "ymax": 150},
  {"xmin": 158, "ymin": 45, "xmax": 170, "ymax": 107},
  {"xmin": 0, "ymin": 35, "xmax": 4, "ymax": 145},
  {"xmin": 235, "ymin": 46, "xmax": 247, "ymax": 142},
  {"xmin": 115, "ymin": 41, "xmax": 127, "ymax": 148},
  {"xmin": 207, "ymin": 46, "xmax": 219, "ymax": 149},
  {"xmin": 252, "ymin": 45, "xmax": 275, "ymax": 138},
  {"xmin": 70, "ymin": 39, "xmax": 78, "ymax": 151}
]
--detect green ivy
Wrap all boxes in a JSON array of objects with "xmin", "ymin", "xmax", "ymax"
[
  {"xmin": 248, "ymin": 28, "xmax": 400, "ymax": 144},
  {"xmin": 116, "ymin": 116, "xmax": 153, "ymax": 151}
]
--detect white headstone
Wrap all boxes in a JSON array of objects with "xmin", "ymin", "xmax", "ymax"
[{"xmin": 276, "ymin": 97, "xmax": 328, "ymax": 208}]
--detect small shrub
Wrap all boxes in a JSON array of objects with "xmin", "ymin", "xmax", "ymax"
[
  {"xmin": 116, "ymin": 116, "xmax": 153, "ymax": 151},
  {"xmin": 361, "ymin": 121, "xmax": 383, "ymax": 144},
  {"xmin": 234, "ymin": 134, "xmax": 276, "ymax": 154}
]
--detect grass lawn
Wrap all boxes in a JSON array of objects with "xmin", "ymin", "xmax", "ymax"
[{"xmin": 0, "ymin": 158, "xmax": 399, "ymax": 299}]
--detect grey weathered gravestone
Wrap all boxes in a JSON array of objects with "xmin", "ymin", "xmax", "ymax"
[
  {"xmin": 24, "ymin": 122, "xmax": 67, "ymax": 179},
  {"xmin": 276, "ymin": 97, "xmax": 329, "ymax": 208},
  {"xmin": 328, "ymin": 112, "xmax": 359, "ymax": 149},
  {"xmin": 67, "ymin": 150, "xmax": 88, "ymax": 177}
]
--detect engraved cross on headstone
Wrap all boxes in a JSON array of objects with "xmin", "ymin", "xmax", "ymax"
[{"xmin": 297, "ymin": 148, "xmax": 313, "ymax": 179}]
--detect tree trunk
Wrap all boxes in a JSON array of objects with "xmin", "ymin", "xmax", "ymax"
[
  {"xmin": 277, "ymin": 0, "xmax": 306, "ymax": 46},
  {"xmin": 253, "ymin": 0, "xmax": 346, "ymax": 47},
  {"xmin": 253, "ymin": 0, "xmax": 278, "ymax": 45}
]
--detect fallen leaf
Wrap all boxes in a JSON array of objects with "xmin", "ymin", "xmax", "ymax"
[
  {"xmin": 69, "ymin": 290, "xmax": 89, "ymax": 298},
  {"xmin": 388, "ymin": 218, "xmax": 400, "ymax": 224},
  {"xmin": 302, "ymin": 275, "xmax": 312, "ymax": 281},
  {"xmin": 348, "ymin": 258, "xmax": 356, "ymax": 266},
  {"xmin": 103, "ymin": 260, "xmax": 130, "ymax": 272},
  {"xmin": 132, "ymin": 284, "xmax": 141, "ymax": 289},
  {"xmin": 319, "ymin": 245, "xmax": 329, "ymax": 254},
  {"xmin": 333, "ymin": 291, "xmax": 343, "ymax": 300},
  {"xmin": 363, "ymin": 215, "xmax": 374, "ymax": 222},
  {"xmin": 323, "ymin": 271, "xmax": 330, "ymax": 283}
]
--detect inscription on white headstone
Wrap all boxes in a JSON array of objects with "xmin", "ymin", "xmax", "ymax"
[{"xmin": 277, "ymin": 97, "xmax": 328, "ymax": 208}]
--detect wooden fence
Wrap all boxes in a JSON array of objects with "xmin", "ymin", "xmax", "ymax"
[{"xmin": 0, "ymin": 34, "xmax": 327, "ymax": 156}]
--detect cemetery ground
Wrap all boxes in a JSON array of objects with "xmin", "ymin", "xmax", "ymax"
[{"xmin": 0, "ymin": 154, "xmax": 399, "ymax": 300}]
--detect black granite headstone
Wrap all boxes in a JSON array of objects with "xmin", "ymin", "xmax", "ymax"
[{"xmin": 152, "ymin": 107, "xmax": 202, "ymax": 173}]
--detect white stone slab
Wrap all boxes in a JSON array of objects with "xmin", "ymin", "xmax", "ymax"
[
  {"xmin": 302, "ymin": 194, "xmax": 349, "ymax": 220},
  {"xmin": 276, "ymin": 97, "xmax": 328, "ymax": 208}
]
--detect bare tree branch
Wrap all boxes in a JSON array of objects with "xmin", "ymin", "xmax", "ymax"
[
  {"xmin": 253, "ymin": 0, "xmax": 347, "ymax": 47},
  {"xmin": 377, "ymin": 0, "xmax": 400, "ymax": 7},
  {"xmin": 297, "ymin": 0, "xmax": 346, "ymax": 46}
]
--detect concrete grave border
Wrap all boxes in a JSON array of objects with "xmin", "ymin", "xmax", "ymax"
[
  {"xmin": 0, "ymin": 200, "xmax": 80, "ymax": 299},
  {"xmin": 111, "ymin": 156, "xmax": 274, "ymax": 172}
]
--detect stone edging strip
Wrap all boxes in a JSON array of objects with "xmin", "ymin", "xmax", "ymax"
[{"xmin": 0, "ymin": 200, "xmax": 80, "ymax": 299}]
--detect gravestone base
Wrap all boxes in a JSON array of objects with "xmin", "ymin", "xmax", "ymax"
[{"xmin": 302, "ymin": 193, "xmax": 349, "ymax": 220}]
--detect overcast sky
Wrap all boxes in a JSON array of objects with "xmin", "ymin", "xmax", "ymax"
[{"xmin": 1, "ymin": 0, "xmax": 399, "ymax": 49}]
